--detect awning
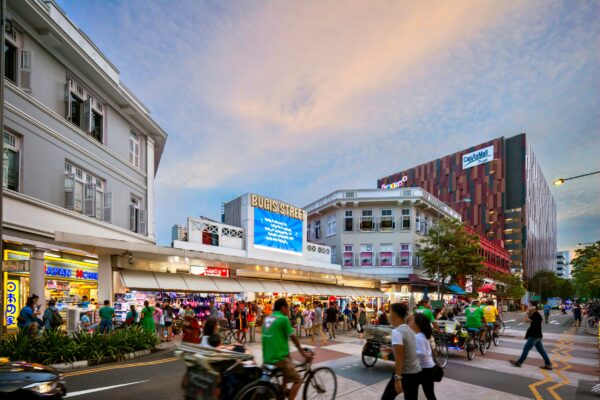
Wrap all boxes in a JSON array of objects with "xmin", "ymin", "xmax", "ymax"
[
  {"xmin": 183, "ymin": 275, "xmax": 218, "ymax": 292},
  {"xmin": 211, "ymin": 277, "xmax": 244, "ymax": 293},
  {"xmin": 237, "ymin": 279, "xmax": 267, "ymax": 293},
  {"xmin": 120, "ymin": 270, "xmax": 159, "ymax": 290},
  {"xmin": 477, "ymin": 283, "xmax": 497, "ymax": 293},
  {"xmin": 447, "ymin": 284, "xmax": 466, "ymax": 295},
  {"xmin": 326, "ymin": 285, "xmax": 351, "ymax": 297},
  {"xmin": 259, "ymin": 280, "xmax": 287, "ymax": 293},
  {"xmin": 295, "ymin": 282, "xmax": 319, "ymax": 295},
  {"xmin": 355, "ymin": 287, "xmax": 386, "ymax": 297},
  {"xmin": 153, "ymin": 272, "xmax": 189, "ymax": 291},
  {"xmin": 309, "ymin": 284, "xmax": 333, "ymax": 296},
  {"xmin": 280, "ymin": 281, "xmax": 304, "ymax": 294}
]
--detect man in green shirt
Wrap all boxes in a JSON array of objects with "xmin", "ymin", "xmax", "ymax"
[
  {"xmin": 415, "ymin": 298, "xmax": 435, "ymax": 323},
  {"xmin": 98, "ymin": 300, "xmax": 115, "ymax": 334},
  {"xmin": 465, "ymin": 300, "xmax": 486, "ymax": 341},
  {"xmin": 262, "ymin": 298, "xmax": 313, "ymax": 400}
]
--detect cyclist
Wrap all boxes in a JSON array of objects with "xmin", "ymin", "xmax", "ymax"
[
  {"xmin": 262, "ymin": 298, "xmax": 313, "ymax": 400},
  {"xmin": 465, "ymin": 300, "xmax": 486, "ymax": 343},
  {"xmin": 483, "ymin": 300, "xmax": 499, "ymax": 337},
  {"xmin": 415, "ymin": 298, "xmax": 435, "ymax": 324}
]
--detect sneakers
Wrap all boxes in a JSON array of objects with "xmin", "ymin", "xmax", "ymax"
[
  {"xmin": 540, "ymin": 365, "xmax": 553, "ymax": 370},
  {"xmin": 510, "ymin": 360, "xmax": 553, "ymax": 370},
  {"xmin": 510, "ymin": 360, "xmax": 522, "ymax": 367}
]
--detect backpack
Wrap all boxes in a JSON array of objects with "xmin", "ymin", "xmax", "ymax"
[{"xmin": 50, "ymin": 308, "xmax": 63, "ymax": 328}]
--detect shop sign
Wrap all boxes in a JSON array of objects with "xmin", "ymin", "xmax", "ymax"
[
  {"xmin": 45, "ymin": 265, "xmax": 98, "ymax": 281},
  {"xmin": 462, "ymin": 145, "xmax": 494, "ymax": 169},
  {"xmin": 250, "ymin": 194, "xmax": 305, "ymax": 221},
  {"xmin": 190, "ymin": 266, "xmax": 230, "ymax": 277},
  {"xmin": 1, "ymin": 259, "xmax": 30, "ymax": 273},
  {"xmin": 4, "ymin": 277, "xmax": 19, "ymax": 328},
  {"xmin": 381, "ymin": 175, "xmax": 408, "ymax": 190}
]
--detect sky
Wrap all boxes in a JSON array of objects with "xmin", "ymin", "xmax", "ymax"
[{"xmin": 56, "ymin": 0, "xmax": 600, "ymax": 253}]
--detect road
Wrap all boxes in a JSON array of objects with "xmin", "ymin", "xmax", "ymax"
[{"xmin": 63, "ymin": 311, "xmax": 598, "ymax": 399}]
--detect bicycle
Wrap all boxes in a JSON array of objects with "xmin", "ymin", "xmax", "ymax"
[
  {"xmin": 467, "ymin": 328, "xmax": 486, "ymax": 356},
  {"xmin": 432, "ymin": 333, "xmax": 449, "ymax": 368},
  {"xmin": 497, "ymin": 319, "xmax": 505, "ymax": 336},
  {"xmin": 220, "ymin": 319, "xmax": 247, "ymax": 345},
  {"xmin": 235, "ymin": 349, "xmax": 337, "ymax": 400},
  {"xmin": 485, "ymin": 323, "xmax": 500, "ymax": 349}
]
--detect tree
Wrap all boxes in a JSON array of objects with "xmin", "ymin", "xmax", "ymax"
[
  {"xmin": 572, "ymin": 242, "xmax": 600, "ymax": 299},
  {"xmin": 528, "ymin": 270, "xmax": 574, "ymax": 302},
  {"xmin": 493, "ymin": 272, "xmax": 526, "ymax": 300},
  {"xmin": 416, "ymin": 218, "xmax": 484, "ymax": 299}
]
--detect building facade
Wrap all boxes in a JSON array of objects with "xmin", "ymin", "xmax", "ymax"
[
  {"xmin": 555, "ymin": 251, "xmax": 571, "ymax": 279},
  {"xmin": 377, "ymin": 133, "xmax": 556, "ymax": 278},
  {"xmin": 171, "ymin": 224, "xmax": 187, "ymax": 243},
  {"xmin": 2, "ymin": 0, "xmax": 167, "ymax": 328}
]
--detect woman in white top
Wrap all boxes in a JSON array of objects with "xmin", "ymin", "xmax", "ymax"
[{"xmin": 410, "ymin": 313, "xmax": 437, "ymax": 400}]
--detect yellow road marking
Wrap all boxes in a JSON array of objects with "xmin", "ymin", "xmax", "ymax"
[
  {"xmin": 64, "ymin": 357, "xmax": 178, "ymax": 377},
  {"xmin": 529, "ymin": 367, "xmax": 553, "ymax": 400}
]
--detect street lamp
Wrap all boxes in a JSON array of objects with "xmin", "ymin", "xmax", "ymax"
[
  {"xmin": 436, "ymin": 198, "xmax": 471, "ymax": 300},
  {"xmin": 553, "ymin": 171, "xmax": 600, "ymax": 186}
]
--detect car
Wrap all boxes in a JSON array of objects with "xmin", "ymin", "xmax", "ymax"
[{"xmin": 0, "ymin": 358, "xmax": 66, "ymax": 399}]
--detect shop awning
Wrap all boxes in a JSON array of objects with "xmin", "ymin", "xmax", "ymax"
[
  {"xmin": 325, "ymin": 285, "xmax": 350, "ymax": 297},
  {"xmin": 211, "ymin": 277, "xmax": 244, "ymax": 293},
  {"xmin": 340, "ymin": 286, "xmax": 360, "ymax": 296},
  {"xmin": 309, "ymin": 284, "xmax": 333, "ymax": 296},
  {"xmin": 183, "ymin": 275, "xmax": 218, "ymax": 292},
  {"xmin": 295, "ymin": 282, "xmax": 319, "ymax": 295},
  {"xmin": 352, "ymin": 287, "xmax": 386, "ymax": 297},
  {"xmin": 153, "ymin": 272, "xmax": 190, "ymax": 291},
  {"xmin": 120, "ymin": 270, "xmax": 160, "ymax": 290},
  {"xmin": 280, "ymin": 281, "xmax": 304, "ymax": 294},
  {"xmin": 447, "ymin": 284, "xmax": 466, "ymax": 295},
  {"xmin": 259, "ymin": 280, "xmax": 287, "ymax": 294},
  {"xmin": 237, "ymin": 279, "xmax": 267, "ymax": 293}
]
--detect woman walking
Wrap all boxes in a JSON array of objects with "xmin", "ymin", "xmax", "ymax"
[
  {"xmin": 410, "ymin": 313, "xmax": 437, "ymax": 400},
  {"xmin": 357, "ymin": 302, "xmax": 368, "ymax": 339},
  {"xmin": 164, "ymin": 304, "xmax": 174, "ymax": 341},
  {"xmin": 125, "ymin": 305, "xmax": 138, "ymax": 325},
  {"xmin": 140, "ymin": 301, "xmax": 156, "ymax": 334}
]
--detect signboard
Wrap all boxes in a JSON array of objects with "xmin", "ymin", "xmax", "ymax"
[
  {"xmin": 45, "ymin": 264, "xmax": 98, "ymax": 281},
  {"xmin": 250, "ymin": 194, "xmax": 305, "ymax": 220},
  {"xmin": 4, "ymin": 275, "xmax": 19, "ymax": 328},
  {"xmin": 190, "ymin": 266, "xmax": 230, "ymax": 277},
  {"xmin": 254, "ymin": 208, "xmax": 303, "ymax": 254},
  {"xmin": 381, "ymin": 176, "xmax": 408, "ymax": 189},
  {"xmin": 531, "ymin": 295, "xmax": 541, "ymax": 301},
  {"xmin": 462, "ymin": 145, "xmax": 494, "ymax": 169}
]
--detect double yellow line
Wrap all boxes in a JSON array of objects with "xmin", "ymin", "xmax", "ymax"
[{"xmin": 64, "ymin": 357, "xmax": 178, "ymax": 377}]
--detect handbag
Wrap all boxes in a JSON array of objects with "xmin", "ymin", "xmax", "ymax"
[{"xmin": 430, "ymin": 342, "xmax": 444, "ymax": 382}]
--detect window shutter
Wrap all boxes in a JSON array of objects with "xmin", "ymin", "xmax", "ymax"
[
  {"xmin": 83, "ymin": 183, "xmax": 96, "ymax": 216},
  {"xmin": 64, "ymin": 79, "xmax": 72, "ymax": 120},
  {"xmin": 64, "ymin": 174, "xmax": 75, "ymax": 210},
  {"xmin": 83, "ymin": 98, "xmax": 92, "ymax": 133},
  {"xmin": 103, "ymin": 192, "xmax": 112, "ymax": 223},
  {"xmin": 129, "ymin": 204, "xmax": 136, "ymax": 232},
  {"xmin": 139, "ymin": 209, "xmax": 146, "ymax": 235},
  {"xmin": 19, "ymin": 50, "xmax": 32, "ymax": 92}
]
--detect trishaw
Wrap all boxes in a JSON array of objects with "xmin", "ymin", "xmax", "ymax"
[
  {"xmin": 433, "ymin": 319, "xmax": 485, "ymax": 362},
  {"xmin": 361, "ymin": 325, "xmax": 394, "ymax": 367}
]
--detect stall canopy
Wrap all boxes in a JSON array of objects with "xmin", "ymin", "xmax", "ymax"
[
  {"xmin": 120, "ymin": 270, "xmax": 160, "ymax": 290},
  {"xmin": 447, "ymin": 284, "xmax": 466, "ymax": 295},
  {"xmin": 259, "ymin": 280, "xmax": 287, "ymax": 294},
  {"xmin": 237, "ymin": 279, "xmax": 267, "ymax": 293},
  {"xmin": 154, "ymin": 272, "xmax": 189, "ymax": 291},
  {"xmin": 212, "ymin": 277, "xmax": 244, "ymax": 293},
  {"xmin": 280, "ymin": 281, "xmax": 304, "ymax": 295},
  {"xmin": 182, "ymin": 275, "xmax": 217, "ymax": 292}
]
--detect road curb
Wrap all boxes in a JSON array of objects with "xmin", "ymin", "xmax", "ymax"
[{"xmin": 51, "ymin": 349, "xmax": 153, "ymax": 371}]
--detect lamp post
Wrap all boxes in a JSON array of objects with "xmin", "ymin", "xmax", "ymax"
[
  {"xmin": 553, "ymin": 171, "xmax": 600, "ymax": 186},
  {"xmin": 436, "ymin": 198, "xmax": 471, "ymax": 301}
]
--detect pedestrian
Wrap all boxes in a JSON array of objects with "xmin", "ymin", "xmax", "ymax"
[
  {"xmin": 98, "ymin": 300, "xmax": 115, "ymax": 334},
  {"xmin": 140, "ymin": 300, "xmax": 156, "ymax": 334},
  {"xmin": 200, "ymin": 317, "xmax": 222, "ymax": 348},
  {"xmin": 311, "ymin": 301, "xmax": 327, "ymax": 345},
  {"xmin": 164, "ymin": 304, "xmax": 174, "ymax": 341},
  {"xmin": 410, "ymin": 313, "xmax": 437, "ymax": 400},
  {"xmin": 543, "ymin": 303, "xmax": 551, "ymax": 324},
  {"xmin": 357, "ymin": 302, "xmax": 368, "ymax": 339},
  {"xmin": 343, "ymin": 304, "xmax": 352, "ymax": 331},
  {"xmin": 17, "ymin": 295, "xmax": 43, "ymax": 333},
  {"xmin": 209, "ymin": 301, "xmax": 218, "ymax": 319},
  {"xmin": 382, "ymin": 303, "xmax": 422, "ymax": 400},
  {"xmin": 573, "ymin": 304, "xmax": 582, "ymax": 327},
  {"xmin": 125, "ymin": 304, "xmax": 138, "ymax": 325},
  {"xmin": 378, "ymin": 309, "xmax": 390, "ymax": 326},
  {"xmin": 43, "ymin": 299, "xmax": 63, "ymax": 331},
  {"xmin": 510, "ymin": 302, "xmax": 553, "ymax": 370},
  {"xmin": 80, "ymin": 311, "xmax": 92, "ymax": 329},
  {"xmin": 351, "ymin": 301, "xmax": 359, "ymax": 329},
  {"xmin": 326, "ymin": 301, "xmax": 339, "ymax": 339},
  {"xmin": 234, "ymin": 302, "xmax": 248, "ymax": 342},
  {"xmin": 154, "ymin": 302, "xmax": 165, "ymax": 341},
  {"xmin": 415, "ymin": 299, "xmax": 435, "ymax": 324}
]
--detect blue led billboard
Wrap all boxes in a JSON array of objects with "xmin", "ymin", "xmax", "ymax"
[{"xmin": 254, "ymin": 208, "xmax": 303, "ymax": 254}]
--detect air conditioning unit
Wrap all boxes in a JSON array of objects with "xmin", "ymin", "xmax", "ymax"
[{"xmin": 66, "ymin": 308, "xmax": 81, "ymax": 333}]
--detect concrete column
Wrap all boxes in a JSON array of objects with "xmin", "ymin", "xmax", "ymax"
[
  {"xmin": 97, "ymin": 255, "xmax": 113, "ymax": 303},
  {"xmin": 146, "ymin": 137, "xmax": 155, "ymax": 240},
  {"xmin": 29, "ymin": 249, "xmax": 46, "ymax": 313}
]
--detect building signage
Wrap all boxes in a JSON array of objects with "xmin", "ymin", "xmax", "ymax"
[
  {"xmin": 381, "ymin": 176, "xmax": 408, "ymax": 189},
  {"xmin": 462, "ymin": 145, "xmax": 494, "ymax": 169},
  {"xmin": 250, "ymin": 194, "xmax": 305, "ymax": 221},
  {"xmin": 190, "ymin": 266, "xmax": 230, "ymax": 277},
  {"xmin": 45, "ymin": 265, "xmax": 98, "ymax": 281},
  {"xmin": 4, "ymin": 276, "xmax": 19, "ymax": 328},
  {"xmin": 254, "ymin": 208, "xmax": 303, "ymax": 255}
]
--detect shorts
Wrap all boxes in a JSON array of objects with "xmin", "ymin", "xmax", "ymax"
[
  {"xmin": 165, "ymin": 321, "xmax": 173, "ymax": 327},
  {"xmin": 275, "ymin": 358, "xmax": 301, "ymax": 385},
  {"xmin": 467, "ymin": 326, "xmax": 486, "ymax": 333}
]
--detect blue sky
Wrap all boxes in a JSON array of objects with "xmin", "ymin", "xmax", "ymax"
[{"xmin": 56, "ymin": 0, "xmax": 600, "ymax": 252}]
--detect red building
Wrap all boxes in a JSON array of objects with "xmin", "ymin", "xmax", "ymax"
[{"xmin": 465, "ymin": 226, "xmax": 511, "ymax": 279}]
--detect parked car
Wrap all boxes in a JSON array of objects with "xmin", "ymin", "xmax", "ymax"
[{"xmin": 0, "ymin": 358, "xmax": 66, "ymax": 399}]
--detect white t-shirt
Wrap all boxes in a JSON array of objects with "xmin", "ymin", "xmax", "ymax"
[
  {"xmin": 414, "ymin": 332, "xmax": 436, "ymax": 369},
  {"xmin": 391, "ymin": 324, "xmax": 422, "ymax": 374}
]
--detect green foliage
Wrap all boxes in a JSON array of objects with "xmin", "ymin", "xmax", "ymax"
[
  {"xmin": 416, "ymin": 218, "xmax": 484, "ymax": 298},
  {"xmin": 493, "ymin": 272, "xmax": 526, "ymax": 300},
  {"xmin": 527, "ymin": 270, "xmax": 575, "ymax": 302},
  {"xmin": 572, "ymin": 242, "xmax": 600, "ymax": 299},
  {"xmin": 0, "ymin": 326, "xmax": 158, "ymax": 365}
]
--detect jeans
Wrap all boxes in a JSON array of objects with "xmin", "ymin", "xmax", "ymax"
[
  {"xmin": 421, "ymin": 367, "xmax": 437, "ymax": 400},
  {"xmin": 99, "ymin": 319, "xmax": 112, "ymax": 334},
  {"xmin": 518, "ymin": 337, "xmax": 551, "ymax": 366},
  {"xmin": 381, "ymin": 372, "xmax": 421, "ymax": 400}
]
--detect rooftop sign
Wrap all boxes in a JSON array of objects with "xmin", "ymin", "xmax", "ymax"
[{"xmin": 462, "ymin": 145, "xmax": 494, "ymax": 169}]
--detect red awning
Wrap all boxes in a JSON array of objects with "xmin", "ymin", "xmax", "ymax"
[{"xmin": 477, "ymin": 283, "xmax": 497, "ymax": 293}]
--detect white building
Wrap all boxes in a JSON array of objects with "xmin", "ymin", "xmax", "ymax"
[{"xmin": 555, "ymin": 251, "xmax": 571, "ymax": 279}]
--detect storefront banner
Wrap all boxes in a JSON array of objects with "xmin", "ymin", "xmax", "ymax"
[
  {"xmin": 4, "ymin": 275, "xmax": 19, "ymax": 328},
  {"xmin": 380, "ymin": 252, "xmax": 393, "ymax": 266},
  {"xmin": 343, "ymin": 252, "xmax": 354, "ymax": 267},
  {"xmin": 360, "ymin": 252, "xmax": 373, "ymax": 266},
  {"xmin": 45, "ymin": 265, "xmax": 98, "ymax": 281},
  {"xmin": 254, "ymin": 208, "xmax": 303, "ymax": 254},
  {"xmin": 190, "ymin": 266, "xmax": 230, "ymax": 277}
]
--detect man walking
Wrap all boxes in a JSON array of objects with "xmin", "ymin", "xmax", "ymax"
[
  {"xmin": 510, "ymin": 302, "xmax": 553, "ymax": 370},
  {"xmin": 99, "ymin": 300, "xmax": 115, "ymax": 334},
  {"xmin": 311, "ymin": 301, "xmax": 327, "ymax": 345},
  {"xmin": 543, "ymin": 303, "xmax": 551, "ymax": 324},
  {"xmin": 326, "ymin": 301, "xmax": 339, "ymax": 340},
  {"xmin": 573, "ymin": 304, "xmax": 582, "ymax": 327}
]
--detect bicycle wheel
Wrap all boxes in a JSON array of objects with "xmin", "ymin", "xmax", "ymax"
[
  {"xmin": 479, "ymin": 337, "xmax": 487, "ymax": 355},
  {"xmin": 498, "ymin": 320, "xmax": 505, "ymax": 336},
  {"xmin": 493, "ymin": 331, "xmax": 500, "ymax": 346},
  {"xmin": 234, "ymin": 381, "xmax": 281, "ymax": 400},
  {"xmin": 486, "ymin": 329, "xmax": 492, "ymax": 350},
  {"xmin": 434, "ymin": 340, "xmax": 449, "ymax": 368},
  {"xmin": 466, "ymin": 338, "xmax": 475, "ymax": 360},
  {"xmin": 303, "ymin": 367, "xmax": 337, "ymax": 400},
  {"xmin": 361, "ymin": 352, "xmax": 377, "ymax": 368}
]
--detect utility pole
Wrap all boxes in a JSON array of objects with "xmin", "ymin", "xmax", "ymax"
[{"xmin": 0, "ymin": 0, "xmax": 6, "ymax": 335}]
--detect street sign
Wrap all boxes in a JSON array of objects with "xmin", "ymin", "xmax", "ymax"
[{"xmin": 531, "ymin": 295, "xmax": 541, "ymax": 301}]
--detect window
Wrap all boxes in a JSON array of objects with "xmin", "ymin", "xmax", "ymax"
[
  {"xmin": 129, "ymin": 131, "xmax": 140, "ymax": 168},
  {"xmin": 360, "ymin": 210, "xmax": 374, "ymax": 231},
  {"xmin": 91, "ymin": 110, "xmax": 103, "ymax": 143},
  {"xmin": 64, "ymin": 162, "xmax": 105, "ymax": 220},
  {"xmin": 307, "ymin": 222, "xmax": 312, "ymax": 241},
  {"xmin": 65, "ymin": 77, "xmax": 104, "ymax": 144},
  {"xmin": 379, "ymin": 244, "xmax": 394, "ymax": 266},
  {"xmin": 423, "ymin": 216, "xmax": 430, "ymax": 235},
  {"xmin": 343, "ymin": 245, "xmax": 354, "ymax": 267},
  {"xmin": 344, "ymin": 210, "xmax": 353, "ymax": 232},
  {"xmin": 414, "ymin": 244, "xmax": 421, "ymax": 267},
  {"xmin": 360, "ymin": 244, "xmax": 374, "ymax": 267},
  {"xmin": 380, "ymin": 209, "xmax": 395, "ymax": 231},
  {"xmin": 3, "ymin": 132, "xmax": 20, "ymax": 191},
  {"xmin": 401, "ymin": 209, "xmax": 411, "ymax": 230},
  {"xmin": 326, "ymin": 214, "xmax": 336, "ymax": 236},
  {"xmin": 69, "ymin": 93, "xmax": 83, "ymax": 128},
  {"xmin": 4, "ymin": 40, "xmax": 17, "ymax": 83},
  {"xmin": 400, "ymin": 243, "xmax": 411, "ymax": 266},
  {"xmin": 129, "ymin": 196, "xmax": 145, "ymax": 234},
  {"xmin": 330, "ymin": 246, "xmax": 336, "ymax": 264},
  {"xmin": 415, "ymin": 212, "xmax": 421, "ymax": 233},
  {"xmin": 314, "ymin": 220, "xmax": 321, "ymax": 240}
]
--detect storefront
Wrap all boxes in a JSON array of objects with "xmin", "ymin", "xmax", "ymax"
[{"xmin": 3, "ymin": 249, "xmax": 98, "ymax": 329}]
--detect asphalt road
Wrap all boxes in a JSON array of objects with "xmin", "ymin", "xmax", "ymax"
[{"xmin": 501, "ymin": 310, "xmax": 586, "ymax": 335}]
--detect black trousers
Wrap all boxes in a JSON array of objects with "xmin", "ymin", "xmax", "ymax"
[
  {"xmin": 381, "ymin": 372, "xmax": 421, "ymax": 400},
  {"xmin": 421, "ymin": 367, "xmax": 437, "ymax": 400}
]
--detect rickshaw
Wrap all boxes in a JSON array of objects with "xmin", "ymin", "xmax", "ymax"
[
  {"xmin": 433, "ymin": 319, "xmax": 485, "ymax": 362},
  {"xmin": 361, "ymin": 325, "xmax": 394, "ymax": 367}
]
